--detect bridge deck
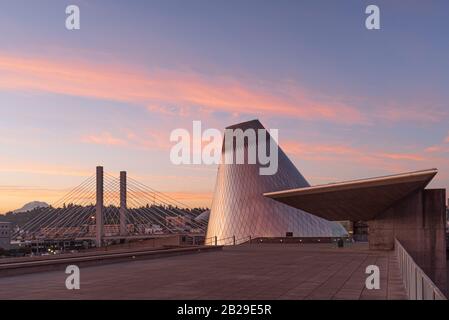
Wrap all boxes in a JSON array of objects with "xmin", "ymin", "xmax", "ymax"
[{"xmin": 0, "ymin": 243, "xmax": 407, "ymax": 300}]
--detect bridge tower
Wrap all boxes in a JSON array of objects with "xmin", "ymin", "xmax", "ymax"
[
  {"xmin": 96, "ymin": 166, "xmax": 104, "ymax": 247},
  {"xmin": 120, "ymin": 171, "xmax": 128, "ymax": 236}
]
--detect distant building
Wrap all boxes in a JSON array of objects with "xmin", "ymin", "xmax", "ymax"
[
  {"xmin": 0, "ymin": 222, "xmax": 11, "ymax": 250},
  {"xmin": 166, "ymin": 216, "xmax": 189, "ymax": 229}
]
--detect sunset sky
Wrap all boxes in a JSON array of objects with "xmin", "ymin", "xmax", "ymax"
[{"xmin": 1, "ymin": 0, "xmax": 448, "ymax": 213}]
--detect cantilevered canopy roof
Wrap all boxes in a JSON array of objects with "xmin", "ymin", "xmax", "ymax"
[{"xmin": 263, "ymin": 169, "xmax": 438, "ymax": 221}]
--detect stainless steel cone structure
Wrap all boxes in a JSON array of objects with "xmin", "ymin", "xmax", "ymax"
[{"xmin": 206, "ymin": 120, "xmax": 347, "ymax": 244}]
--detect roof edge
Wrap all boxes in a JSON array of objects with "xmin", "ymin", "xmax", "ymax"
[{"xmin": 264, "ymin": 168, "xmax": 438, "ymax": 198}]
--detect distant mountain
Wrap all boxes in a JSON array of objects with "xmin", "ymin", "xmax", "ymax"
[{"xmin": 13, "ymin": 201, "xmax": 49, "ymax": 213}]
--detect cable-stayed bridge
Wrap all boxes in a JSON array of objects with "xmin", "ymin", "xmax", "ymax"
[{"xmin": 12, "ymin": 167, "xmax": 207, "ymax": 247}]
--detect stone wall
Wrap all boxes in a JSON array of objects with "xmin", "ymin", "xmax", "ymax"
[{"xmin": 368, "ymin": 189, "xmax": 447, "ymax": 294}]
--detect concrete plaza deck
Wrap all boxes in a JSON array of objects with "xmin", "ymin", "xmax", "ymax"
[{"xmin": 0, "ymin": 243, "xmax": 407, "ymax": 300}]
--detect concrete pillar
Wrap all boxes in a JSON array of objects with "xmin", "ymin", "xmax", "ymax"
[
  {"xmin": 96, "ymin": 166, "xmax": 104, "ymax": 247},
  {"xmin": 120, "ymin": 171, "xmax": 128, "ymax": 236}
]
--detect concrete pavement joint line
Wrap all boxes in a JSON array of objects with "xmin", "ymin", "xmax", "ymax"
[
  {"xmin": 328, "ymin": 255, "xmax": 368, "ymax": 299},
  {"xmin": 304, "ymin": 254, "xmax": 364, "ymax": 299}
]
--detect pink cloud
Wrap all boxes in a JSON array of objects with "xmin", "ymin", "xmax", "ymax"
[
  {"xmin": 0, "ymin": 53, "xmax": 365, "ymax": 124},
  {"xmin": 425, "ymin": 145, "xmax": 449, "ymax": 153},
  {"xmin": 125, "ymin": 129, "xmax": 172, "ymax": 150},
  {"xmin": 281, "ymin": 140, "xmax": 430, "ymax": 173},
  {"xmin": 374, "ymin": 100, "xmax": 448, "ymax": 124},
  {"xmin": 377, "ymin": 106, "xmax": 442, "ymax": 124},
  {"xmin": 425, "ymin": 134, "xmax": 449, "ymax": 154},
  {"xmin": 378, "ymin": 153, "xmax": 425, "ymax": 162},
  {"xmin": 81, "ymin": 132, "xmax": 127, "ymax": 146},
  {"xmin": 81, "ymin": 129, "xmax": 171, "ymax": 150}
]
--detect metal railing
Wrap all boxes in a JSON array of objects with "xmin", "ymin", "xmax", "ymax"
[{"xmin": 395, "ymin": 238, "xmax": 446, "ymax": 300}]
